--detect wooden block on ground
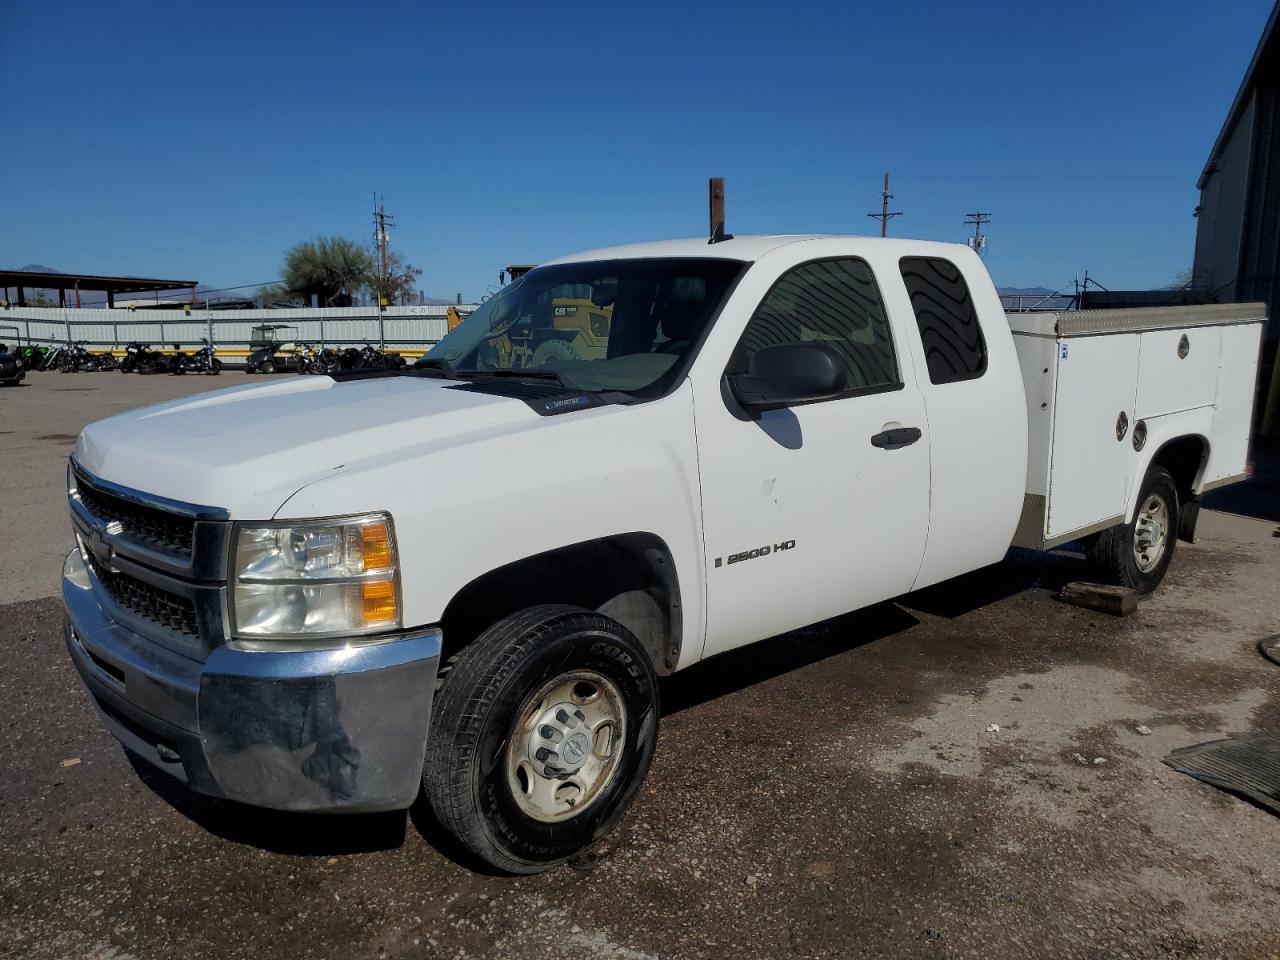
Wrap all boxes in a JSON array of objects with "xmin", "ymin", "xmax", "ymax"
[{"xmin": 1058, "ymin": 581, "xmax": 1138, "ymax": 617}]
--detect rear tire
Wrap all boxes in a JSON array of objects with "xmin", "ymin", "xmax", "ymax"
[
  {"xmin": 260, "ymin": 359, "xmax": 277, "ymax": 375},
  {"xmin": 424, "ymin": 605, "xmax": 659, "ymax": 874},
  {"xmin": 1087, "ymin": 464, "xmax": 1178, "ymax": 594}
]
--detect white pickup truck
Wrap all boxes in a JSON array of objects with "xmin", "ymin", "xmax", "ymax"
[{"xmin": 62, "ymin": 235, "xmax": 1265, "ymax": 873}]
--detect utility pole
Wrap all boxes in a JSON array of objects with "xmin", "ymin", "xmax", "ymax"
[
  {"xmin": 373, "ymin": 193, "xmax": 395, "ymax": 348},
  {"xmin": 964, "ymin": 211, "xmax": 991, "ymax": 255},
  {"xmin": 867, "ymin": 172, "xmax": 903, "ymax": 237},
  {"xmin": 373, "ymin": 193, "xmax": 395, "ymax": 303}
]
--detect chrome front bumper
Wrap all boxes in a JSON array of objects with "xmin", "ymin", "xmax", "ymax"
[{"xmin": 62, "ymin": 549, "xmax": 441, "ymax": 812}]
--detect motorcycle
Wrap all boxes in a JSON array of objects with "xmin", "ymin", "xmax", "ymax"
[
  {"xmin": 174, "ymin": 339, "xmax": 221, "ymax": 375},
  {"xmin": 295, "ymin": 343, "xmax": 330, "ymax": 375},
  {"xmin": 56, "ymin": 342, "xmax": 119, "ymax": 372},
  {"xmin": 39, "ymin": 345, "xmax": 67, "ymax": 371},
  {"xmin": 17, "ymin": 345, "xmax": 49, "ymax": 370},
  {"xmin": 159, "ymin": 343, "xmax": 189, "ymax": 374},
  {"xmin": 119, "ymin": 342, "xmax": 165, "ymax": 374},
  {"xmin": 351, "ymin": 344, "xmax": 406, "ymax": 371}
]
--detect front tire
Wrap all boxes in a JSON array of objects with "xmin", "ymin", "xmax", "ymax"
[
  {"xmin": 424, "ymin": 605, "xmax": 659, "ymax": 874},
  {"xmin": 1087, "ymin": 464, "xmax": 1178, "ymax": 594}
]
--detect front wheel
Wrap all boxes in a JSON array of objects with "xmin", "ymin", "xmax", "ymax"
[
  {"xmin": 1087, "ymin": 464, "xmax": 1178, "ymax": 594},
  {"xmin": 424, "ymin": 605, "xmax": 659, "ymax": 874}
]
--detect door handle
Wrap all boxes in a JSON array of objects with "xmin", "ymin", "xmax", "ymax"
[{"xmin": 870, "ymin": 427, "xmax": 922, "ymax": 449}]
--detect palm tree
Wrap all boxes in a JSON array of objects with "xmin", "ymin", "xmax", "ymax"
[{"xmin": 282, "ymin": 237, "xmax": 374, "ymax": 306}]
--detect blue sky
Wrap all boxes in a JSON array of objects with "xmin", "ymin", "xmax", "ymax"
[{"xmin": 1, "ymin": 0, "xmax": 1272, "ymax": 301}]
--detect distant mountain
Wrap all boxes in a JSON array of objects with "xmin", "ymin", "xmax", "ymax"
[
  {"xmin": 997, "ymin": 286, "xmax": 1055, "ymax": 296},
  {"xmin": 18, "ymin": 264, "xmax": 61, "ymax": 274}
]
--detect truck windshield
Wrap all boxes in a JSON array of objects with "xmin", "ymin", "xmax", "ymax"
[{"xmin": 422, "ymin": 258, "xmax": 746, "ymax": 393}]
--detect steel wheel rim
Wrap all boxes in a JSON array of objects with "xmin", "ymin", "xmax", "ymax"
[
  {"xmin": 1133, "ymin": 493, "xmax": 1169, "ymax": 573},
  {"xmin": 505, "ymin": 670, "xmax": 626, "ymax": 823}
]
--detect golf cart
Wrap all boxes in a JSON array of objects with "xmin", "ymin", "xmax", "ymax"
[{"xmin": 245, "ymin": 324, "xmax": 301, "ymax": 374}]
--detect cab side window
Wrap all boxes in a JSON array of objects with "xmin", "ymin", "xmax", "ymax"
[
  {"xmin": 735, "ymin": 258, "xmax": 899, "ymax": 394},
  {"xmin": 899, "ymin": 257, "xmax": 987, "ymax": 384}
]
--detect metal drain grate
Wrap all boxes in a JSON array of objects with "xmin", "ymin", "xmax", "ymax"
[{"xmin": 1165, "ymin": 732, "xmax": 1280, "ymax": 815}]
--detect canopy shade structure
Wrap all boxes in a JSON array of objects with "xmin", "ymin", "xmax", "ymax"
[{"xmin": 0, "ymin": 270, "xmax": 199, "ymax": 308}]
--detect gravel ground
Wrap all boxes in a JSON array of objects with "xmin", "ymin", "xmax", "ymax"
[{"xmin": 2, "ymin": 373, "xmax": 1279, "ymax": 959}]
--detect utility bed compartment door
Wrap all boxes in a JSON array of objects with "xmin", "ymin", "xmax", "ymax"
[
  {"xmin": 1045, "ymin": 334, "xmax": 1138, "ymax": 540},
  {"xmin": 1135, "ymin": 328, "xmax": 1220, "ymax": 418}
]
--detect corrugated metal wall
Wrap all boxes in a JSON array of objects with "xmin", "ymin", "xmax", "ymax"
[{"xmin": 0, "ymin": 304, "xmax": 477, "ymax": 351}]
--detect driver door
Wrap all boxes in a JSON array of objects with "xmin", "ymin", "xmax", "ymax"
[{"xmin": 696, "ymin": 257, "xmax": 931, "ymax": 659}]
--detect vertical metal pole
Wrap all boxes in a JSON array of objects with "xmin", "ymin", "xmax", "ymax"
[
  {"xmin": 320, "ymin": 315, "xmax": 326, "ymax": 349},
  {"xmin": 65, "ymin": 310, "xmax": 71, "ymax": 346},
  {"xmin": 708, "ymin": 177, "xmax": 725, "ymax": 240},
  {"xmin": 880, "ymin": 173, "xmax": 890, "ymax": 237},
  {"xmin": 206, "ymin": 299, "xmax": 213, "ymax": 347},
  {"xmin": 378, "ymin": 302, "xmax": 386, "ymax": 349}
]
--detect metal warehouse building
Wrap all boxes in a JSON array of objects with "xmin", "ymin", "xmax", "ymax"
[{"xmin": 1193, "ymin": 1, "xmax": 1279, "ymax": 342}]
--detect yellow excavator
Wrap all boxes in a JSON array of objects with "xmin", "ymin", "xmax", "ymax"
[{"xmin": 476, "ymin": 264, "xmax": 615, "ymax": 368}]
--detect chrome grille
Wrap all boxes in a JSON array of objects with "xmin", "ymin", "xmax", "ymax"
[
  {"xmin": 86, "ymin": 552, "xmax": 199, "ymax": 639},
  {"xmin": 69, "ymin": 460, "xmax": 229, "ymax": 654},
  {"xmin": 75, "ymin": 478, "xmax": 195, "ymax": 559}
]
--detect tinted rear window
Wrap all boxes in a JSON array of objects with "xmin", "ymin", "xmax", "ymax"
[{"xmin": 899, "ymin": 257, "xmax": 987, "ymax": 384}]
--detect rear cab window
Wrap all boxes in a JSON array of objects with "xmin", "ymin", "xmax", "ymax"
[{"xmin": 899, "ymin": 257, "xmax": 987, "ymax": 384}]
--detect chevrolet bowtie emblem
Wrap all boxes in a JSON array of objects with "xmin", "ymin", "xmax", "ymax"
[{"xmin": 89, "ymin": 527, "xmax": 116, "ymax": 571}]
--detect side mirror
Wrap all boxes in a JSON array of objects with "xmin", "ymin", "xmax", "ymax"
[{"xmin": 725, "ymin": 342, "xmax": 847, "ymax": 416}]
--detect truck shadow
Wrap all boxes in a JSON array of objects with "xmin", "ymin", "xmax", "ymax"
[
  {"xmin": 661, "ymin": 545, "xmax": 1090, "ymax": 716},
  {"xmin": 126, "ymin": 752, "xmax": 410, "ymax": 856},
  {"xmin": 899, "ymin": 545, "xmax": 1089, "ymax": 620},
  {"xmin": 1203, "ymin": 440, "xmax": 1280, "ymax": 524},
  {"xmin": 127, "ymin": 547, "xmax": 1089, "ymax": 860},
  {"xmin": 659, "ymin": 601, "xmax": 919, "ymax": 716}
]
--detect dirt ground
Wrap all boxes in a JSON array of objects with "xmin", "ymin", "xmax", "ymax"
[{"xmin": 1, "ymin": 373, "xmax": 1278, "ymax": 959}]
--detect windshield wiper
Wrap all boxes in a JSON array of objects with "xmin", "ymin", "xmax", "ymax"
[
  {"xmin": 410, "ymin": 357, "xmax": 458, "ymax": 379},
  {"xmin": 457, "ymin": 367, "xmax": 576, "ymax": 389}
]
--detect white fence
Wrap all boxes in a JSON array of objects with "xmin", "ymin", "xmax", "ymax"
[{"xmin": 0, "ymin": 304, "xmax": 478, "ymax": 353}]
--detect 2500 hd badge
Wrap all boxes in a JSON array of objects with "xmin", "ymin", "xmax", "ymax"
[{"xmin": 715, "ymin": 539, "xmax": 796, "ymax": 568}]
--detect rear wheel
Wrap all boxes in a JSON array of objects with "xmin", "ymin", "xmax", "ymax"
[
  {"xmin": 260, "ymin": 359, "xmax": 277, "ymax": 375},
  {"xmin": 424, "ymin": 605, "xmax": 659, "ymax": 874},
  {"xmin": 1087, "ymin": 464, "xmax": 1178, "ymax": 594}
]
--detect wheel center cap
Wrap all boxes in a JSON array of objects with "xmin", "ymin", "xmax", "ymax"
[
  {"xmin": 528, "ymin": 701, "xmax": 592, "ymax": 776},
  {"xmin": 562, "ymin": 732, "xmax": 590, "ymax": 766}
]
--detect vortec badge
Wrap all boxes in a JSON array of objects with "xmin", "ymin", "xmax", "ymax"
[{"xmin": 714, "ymin": 539, "xmax": 796, "ymax": 569}]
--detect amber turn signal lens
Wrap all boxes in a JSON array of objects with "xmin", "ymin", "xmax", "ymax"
[
  {"xmin": 361, "ymin": 522, "xmax": 393, "ymax": 571},
  {"xmin": 362, "ymin": 579, "xmax": 397, "ymax": 625}
]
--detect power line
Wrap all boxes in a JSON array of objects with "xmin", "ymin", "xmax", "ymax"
[{"xmin": 867, "ymin": 172, "xmax": 903, "ymax": 237}]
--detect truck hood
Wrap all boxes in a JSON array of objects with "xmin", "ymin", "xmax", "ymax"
[{"xmin": 73, "ymin": 376, "xmax": 542, "ymax": 517}]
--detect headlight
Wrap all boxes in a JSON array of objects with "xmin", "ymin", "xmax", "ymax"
[{"xmin": 232, "ymin": 514, "xmax": 400, "ymax": 640}]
